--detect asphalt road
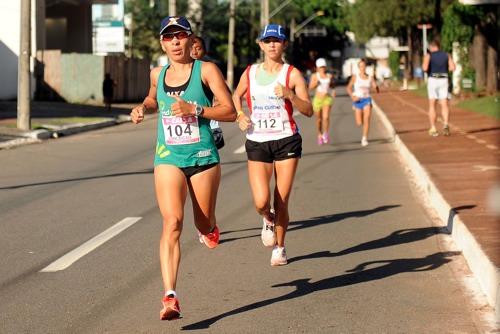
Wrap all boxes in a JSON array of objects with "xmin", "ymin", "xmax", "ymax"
[{"xmin": 0, "ymin": 90, "xmax": 485, "ymax": 333}]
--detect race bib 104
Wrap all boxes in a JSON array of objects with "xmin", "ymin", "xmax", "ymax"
[{"xmin": 162, "ymin": 115, "xmax": 200, "ymax": 145}]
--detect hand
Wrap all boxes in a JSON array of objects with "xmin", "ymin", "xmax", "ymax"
[
  {"xmin": 351, "ymin": 95, "xmax": 360, "ymax": 102},
  {"xmin": 274, "ymin": 83, "xmax": 294, "ymax": 100},
  {"xmin": 237, "ymin": 114, "xmax": 252, "ymax": 131},
  {"xmin": 130, "ymin": 104, "xmax": 145, "ymax": 124},
  {"xmin": 171, "ymin": 95, "xmax": 195, "ymax": 117}
]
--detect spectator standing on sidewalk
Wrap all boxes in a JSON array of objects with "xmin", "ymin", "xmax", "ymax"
[
  {"xmin": 422, "ymin": 38, "xmax": 456, "ymax": 137},
  {"xmin": 309, "ymin": 57, "xmax": 336, "ymax": 145},
  {"xmin": 130, "ymin": 16, "xmax": 236, "ymax": 321},
  {"xmin": 346, "ymin": 58, "xmax": 379, "ymax": 147},
  {"xmin": 102, "ymin": 73, "xmax": 116, "ymax": 112}
]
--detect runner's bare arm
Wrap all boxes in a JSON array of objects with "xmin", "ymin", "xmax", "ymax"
[
  {"xmin": 346, "ymin": 75, "xmax": 358, "ymax": 101},
  {"xmin": 308, "ymin": 73, "xmax": 318, "ymax": 91},
  {"xmin": 130, "ymin": 67, "xmax": 160, "ymax": 124},
  {"xmin": 422, "ymin": 54, "xmax": 430, "ymax": 72},
  {"xmin": 232, "ymin": 68, "xmax": 252, "ymax": 131},
  {"xmin": 330, "ymin": 76, "xmax": 336, "ymax": 97},
  {"xmin": 275, "ymin": 68, "xmax": 313, "ymax": 117},
  {"xmin": 201, "ymin": 62, "xmax": 237, "ymax": 122}
]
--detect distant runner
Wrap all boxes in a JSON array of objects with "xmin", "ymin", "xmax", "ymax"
[
  {"xmin": 309, "ymin": 58, "xmax": 335, "ymax": 145},
  {"xmin": 191, "ymin": 35, "xmax": 225, "ymax": 149},
  {"xmin": 346, "ymin": 58, "xmax": 379, "ymax": 147},
  {"xmin": 422, "ymin": 38, "xmax": 456, "ymax": 137}
]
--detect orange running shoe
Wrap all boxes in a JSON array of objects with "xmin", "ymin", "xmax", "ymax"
[
  {"xmin": 200, "ymin": 225, "xmax": 220, "ymax": 249},
  {"xmin": 160, "ymin": 295, "xmax": 181, "ymax": 321}
]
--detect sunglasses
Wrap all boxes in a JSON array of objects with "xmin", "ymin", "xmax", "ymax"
[{"xmin": 161, "ymin": 31, "xmax": 192, "ymax": 42}]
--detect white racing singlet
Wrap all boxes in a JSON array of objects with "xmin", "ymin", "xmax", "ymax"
[
  {"xmin": 353, "ymin": 74, "xmax": 372, "ymax": 98},
  {"xmin": 316, "ymin": 72, "xmax": 332, "ymax": 94},
  {"xmin": 245, "ymin": 64, "xmax": 298, "ymax": 142}
]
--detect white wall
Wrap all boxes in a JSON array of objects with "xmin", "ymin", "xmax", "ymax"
[
  {"xmin": 0, "ymin": 0, "xmax": 39, "ymax": 100},
  {"xmin": 0, "ymin": 1, "xmax": 21, "ymax": 99}
]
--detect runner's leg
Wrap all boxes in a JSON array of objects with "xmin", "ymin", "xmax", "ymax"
[
  {"xmin": 315, "ymin": 111, "xmax": 322, "ymax": 136},
  {"xmin": 439, "ymin": 99, "xmax": 450, "ymax": 125},
  {"xmin": 428, "ymin": 98, "xmax": 437, "ymax": 128},
  {"xmin": 188, "ymin": 164, "xmax": 221, "ymax": 234},
  {"xmin": 355, "ymin": 108, "xmax": 363, "ymax": 127},
  {"xmin": 321, "ymin": 103, "xmax": 331, "ymax": 135},
  {"xmin": 362, "ymin": 105, "xmax": 372, "ymax": 138},
  {"xmin": 155, "ymin": 165, "xmax": 188, "ymax": 293},
  {"xmin": 273, "ymin": 158, "xmax": 299, "ymax": 247},
  {"xmin": 248, "ymin": 160, "xmax": 274, "ymax": 222}
]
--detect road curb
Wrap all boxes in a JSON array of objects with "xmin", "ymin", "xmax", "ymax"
[
  {"xmin": 0, "ymin": 115, "xmax": 131, "ymax": 150},
  {"xmin": 373, "ymin": 100, "xmax": 500, "ymax": 316}
]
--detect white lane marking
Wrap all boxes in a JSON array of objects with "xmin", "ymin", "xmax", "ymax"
[
  {"xmin": 234, "ymin": 144, "xmax": 246, "ymax": 154},
  {"xmin": 486, "ymin": 144, "xmax": 498, "ymax": 150},
  {"xmin": 40, "ymin": 217, "xmax": 142, "ymax": 272},
  {"xmin": 473, "ymin": 165, "xmax": 500, "ymax": 172},
  {"xmin": 476, "ymin": 139, "xmax": 487, "ymax": 144}
]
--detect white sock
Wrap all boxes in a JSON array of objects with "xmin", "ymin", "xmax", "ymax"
[{"xmin": 165, "ymin": 290, "xmax": 177, "ymax": 297}]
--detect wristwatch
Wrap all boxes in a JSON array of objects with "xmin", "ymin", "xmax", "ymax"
[{"xmin": 194, "ymin": 104, "xmax": 204, "ymax": 117}]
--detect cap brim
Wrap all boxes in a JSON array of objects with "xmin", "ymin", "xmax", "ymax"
[
  {"xmin": 259, "ymin": 35, "xmax": 286, "ymax": 41},
  {"xmin": 160, "ymin": 24, "xmax": 191, "ymax": 35}
]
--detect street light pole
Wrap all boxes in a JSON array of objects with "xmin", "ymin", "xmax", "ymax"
[
  {"xmin": 227, "ymin": 0, "xmax": 236, "ymax": 90},
  {"xmin": 269, "ymin": 0, "xmax": 292, "ymax": 19},
  {"xmin": 18, "ymin": 0, "xmax": 31, "ymax": 130},
  {"xmin": 260, "ymin": 0, "xmax": 269, "ymax": 28},
  {"xmin": 293, "ymin": 11, "xmax": 324, "ymax": 37},
  {"xmin": 417, "ymin": 23, "xmax": 432, "ymax": 81}
]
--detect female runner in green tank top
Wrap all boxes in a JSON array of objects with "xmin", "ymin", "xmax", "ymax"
[{"xmin": 130, "ymin": 16, "xmax": 236, "ymax": 321}]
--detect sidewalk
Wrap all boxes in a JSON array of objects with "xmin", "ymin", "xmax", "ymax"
[
  {"xmin": 0, "ymin": 101, "xmax": 134, "ymax": 149},
  {"xmin": 372, "ymin": 90, "xmax": 500, "ymax": 315}
]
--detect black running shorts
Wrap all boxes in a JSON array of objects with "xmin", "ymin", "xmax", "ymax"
[{"xmin": 245, "ymin": 133, "xmax": 302, "ymax": 163}]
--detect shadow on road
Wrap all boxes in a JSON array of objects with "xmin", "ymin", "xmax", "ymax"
[
  {"xmin": 0, "ymin": 169, "xmax": 154, "ymax": 190},
  {"xmin": 288, "ymin": 226, "xmax": 449, "ymax": 264},
  {"xmin": 220, "ymin": 205, "xmax": 401, "ymax": 244},
  {"xmin": 182, "ymin": 251, "xmax": 461, "ymax": 330}
]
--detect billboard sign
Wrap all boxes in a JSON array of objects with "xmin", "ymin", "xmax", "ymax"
[{"xmin": 92, "ymin": 0, "xmax": 125, "ymax": 54}]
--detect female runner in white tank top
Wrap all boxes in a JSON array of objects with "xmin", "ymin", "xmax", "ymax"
[
  {"xmin": 232, "ymin": 24, "xmax": 313, "ymax": 266},
  {"xmin": 308, "ymin": 58, "xmax": 336, "ymax": 145},
  {"xmin": 346, "ymin": 58, "xmax": 379, "ymax": 146}
]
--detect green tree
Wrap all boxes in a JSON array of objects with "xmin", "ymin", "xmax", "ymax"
[
  {"xmin": 125, "ymin": 0, "xmax": 162, "ymax": 60},
  {"xmin": 442, "ymin": 2, "xmax": 498, "ymax": 94}
]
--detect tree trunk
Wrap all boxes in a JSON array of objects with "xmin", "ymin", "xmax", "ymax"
[
  {"xmin": 406, "ymin": 26, "xmax": 413, "ymax": 80},
  {"xmin": 434, "ymin": 0, "xmax": 441, "ymax": 33},
  {"xmin": 486, "ymin": 44, "xmax": 498, "ymax": 94},
  {"xmin": 471, "ymin": 27, "xmax": 486, "ymax": 92}
]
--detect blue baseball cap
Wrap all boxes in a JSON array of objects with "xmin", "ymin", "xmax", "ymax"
[
  {"xmin": 160, "ymin": 16, "xmax": 192, "ymax": 35},
  {"xmin": 259, "ymin": 24, "xmax": 286, "ymax": 41}
]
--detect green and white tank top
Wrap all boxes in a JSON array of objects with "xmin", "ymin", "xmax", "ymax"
[{"xmin": 154, "ymin": 60, "xmax": 219, "ymax": 167}]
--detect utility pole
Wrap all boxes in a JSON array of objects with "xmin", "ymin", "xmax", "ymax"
[
  {"xmin": 18, "ymin": 0, "xmax": 31, "ymax": 130},
  {"xmin": 227, "ymin": 0, "xmax": 236, "ymax": 90},
  {"xmin": 169, "ymin": 0, "xmax": 176, "ymax": 16},
  {"xmin": 260, "ymin": 0, "xmax": 268, "ymax": 28},
  {"xmin": 187, "ymin": 0, "xmax": 202, "ymax": 34},
  {"xmin": 418, "ymin": 23, "xmax": 432, "ymax": 82}
]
